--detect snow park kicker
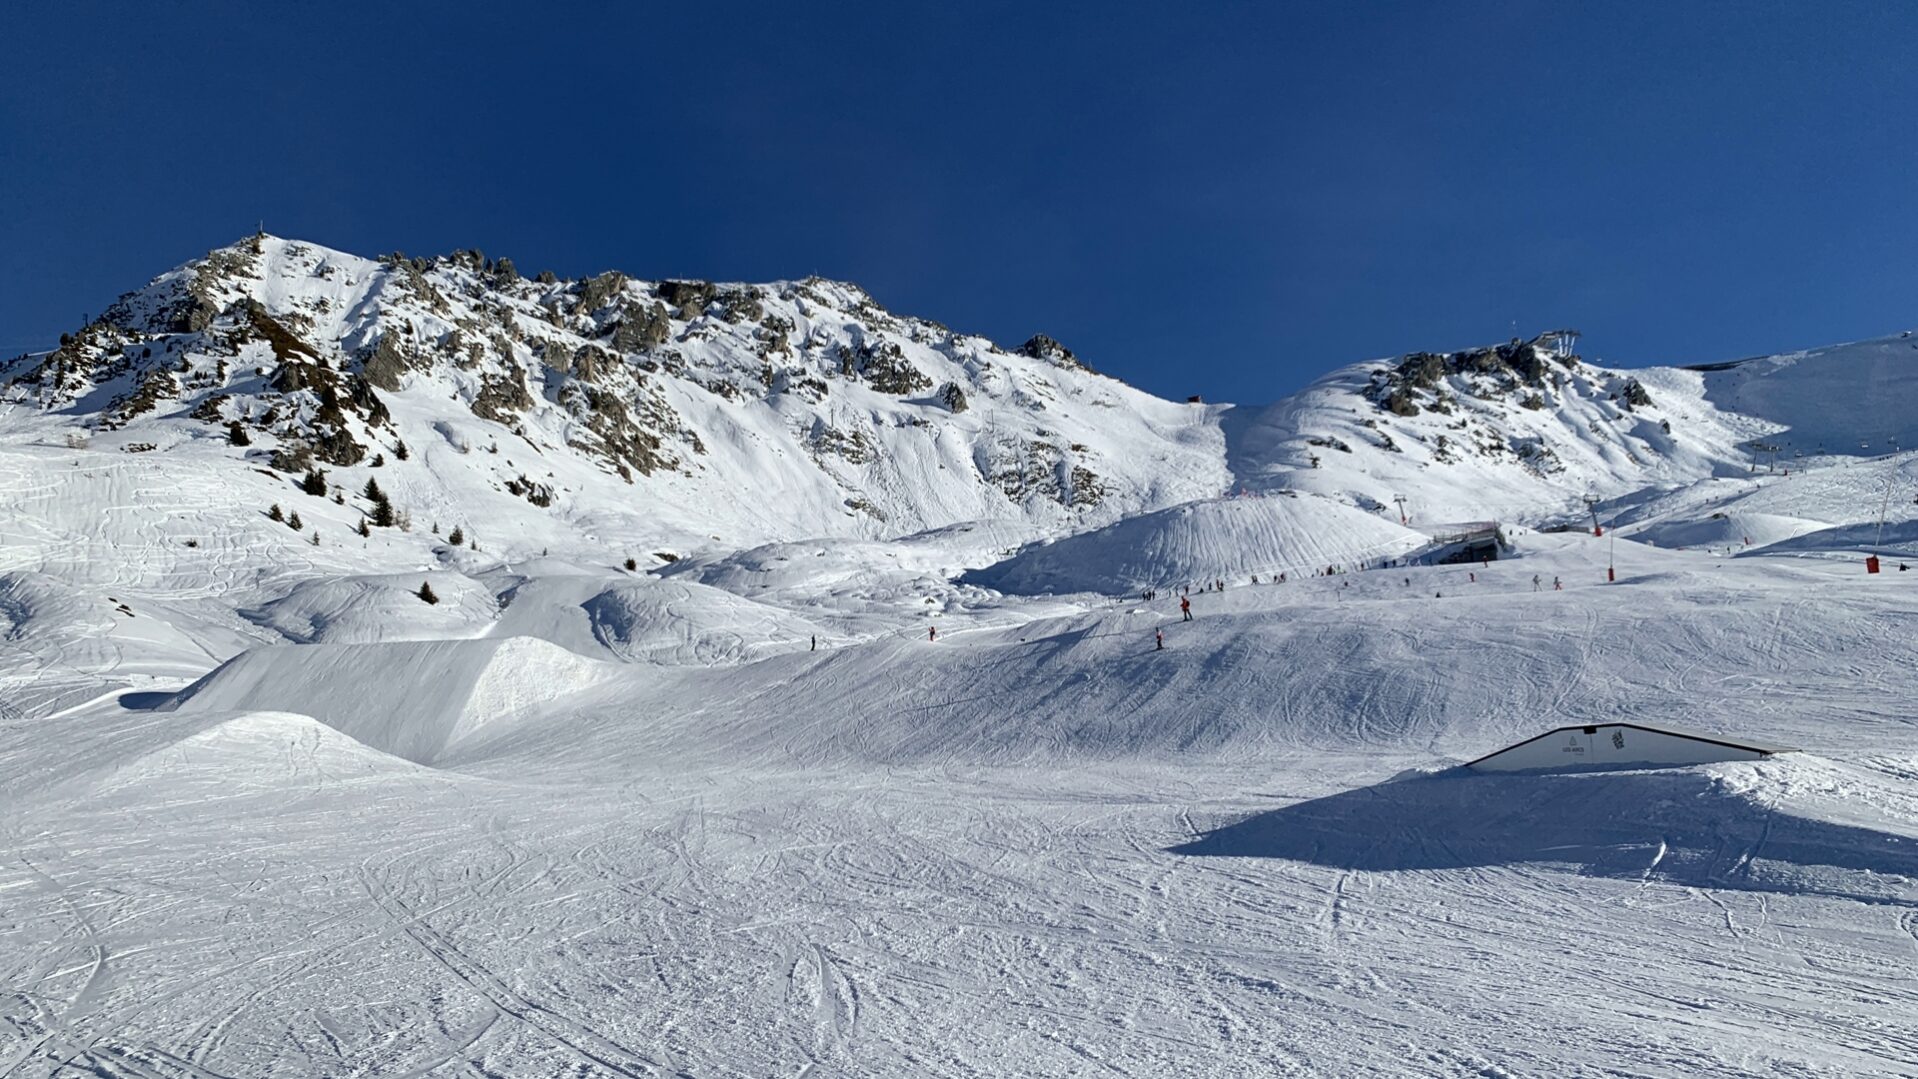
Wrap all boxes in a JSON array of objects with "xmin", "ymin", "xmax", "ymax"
[
  {"xmin": 163, "ymin": 635, "xmax": 614, "ymax": 763},
  {"xmin": 1466, "ymin": 721, "xmax": 1793, "ymax": 772},
  {"xmin": 7, "ymin": 235, "xmax": 1918, "ymax": 1074}
]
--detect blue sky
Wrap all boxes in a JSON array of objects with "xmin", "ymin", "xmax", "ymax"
[{"xmin": 3, "ymin": 1, "xmax": 1915, "ymax": 403}]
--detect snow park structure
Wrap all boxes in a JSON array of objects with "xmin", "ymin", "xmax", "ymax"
[{"xmin": 1467, "ymin": 722, "xmax": 1794, "ymax": 773}]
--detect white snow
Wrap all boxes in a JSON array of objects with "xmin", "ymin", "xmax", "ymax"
[{"xmin": 4, "ymin": 238, "xmax": 1918, "ymax": 1076}]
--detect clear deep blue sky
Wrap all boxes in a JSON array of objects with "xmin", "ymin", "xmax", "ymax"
[{"xmin": 4, "ymin": 2, "xmax": 1915, "ymax": 402}]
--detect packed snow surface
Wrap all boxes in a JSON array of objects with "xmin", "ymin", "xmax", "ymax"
[{"xmin": 5, "ymin": 238, "xmax": 1918, "ymax": 1076}]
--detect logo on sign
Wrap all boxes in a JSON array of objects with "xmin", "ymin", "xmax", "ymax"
[{"xmin": 1611, "ymin": 729, "xmax": 1625, "ymax": 750}]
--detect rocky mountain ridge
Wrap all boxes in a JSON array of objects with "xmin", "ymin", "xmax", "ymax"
[
  {"xmin": 4, "ymin": 234, "xmax": 1907, "ymax": 567},
  {"xmin": 2, "ymin": 234, "xmax": 1227, "ymax": 552}
]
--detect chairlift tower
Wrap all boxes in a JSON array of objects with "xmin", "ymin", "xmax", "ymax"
[
  {"xmin": 1392, "ymin": 494, "xmax": 1409, "ymax": 525},
  {"xmin": 1583, "ymin": 494, "xmax": 1615, "ymax": 580},
  {"xmin": 1540, "ymin": 329, "xmax": 1582, "ymax": 361}
]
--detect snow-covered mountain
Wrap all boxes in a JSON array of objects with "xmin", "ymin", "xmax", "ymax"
[
  {"xmin": 6, "ymin": 230, "xmax": 1918, "ymax": 607},
  {"xmin": 6, "ymin": 235, "xmax": 1912, "ymax": 576},
  {"xmin": 8, "ymin": 235, "xmax": 1918, "ymax": 1076},
  {"xmin": 1, "ymin": 234, "xmax": 1228, "ymax": 558}
]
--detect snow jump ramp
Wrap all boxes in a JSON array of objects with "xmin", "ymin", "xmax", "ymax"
[
  {"xmin": 163, "ymin": 636, "xmax": 614, "ymax": 764},
  {"xmin": 1467, "ymin": 722, "xmax": 1793, "ymax": 773}
]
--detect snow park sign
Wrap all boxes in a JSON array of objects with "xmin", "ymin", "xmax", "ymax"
[{"xmin": 1467, "ymin": 722, "xmax": 1793, "ymax": 773}]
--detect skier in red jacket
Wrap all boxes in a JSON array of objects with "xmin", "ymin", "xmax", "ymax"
[{"xmin": 1179, "ymin": 596, "xmax": 1192, "ymax": 621}]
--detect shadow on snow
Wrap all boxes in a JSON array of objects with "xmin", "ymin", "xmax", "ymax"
[{"xmin": 1172, "ymin": 765, "xmax": 1918, "ymax": 907}]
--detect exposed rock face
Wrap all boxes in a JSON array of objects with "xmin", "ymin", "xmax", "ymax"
[
  {"xmin": 471, "ymin": 365, "xmax": 534, "ymax": 424},
  {"xmin": 610, "ymin": 301, "xmax": 671, "ymax": 352},
  {"xmin": 578, "ymin": 271, "xmax": 627, "ymax": 312},
  {"xmin": 718, "ymin": 288, "xmax": 764, "ymax": 324},
  {"xmin": 940, "ymin": 381, "xmax": 969, "ymax": 413},
  {"xmin": 1397, "ymin": 352, "xmax": 1447, "ymax": 389},
  {"xmin": 362, "ymin": 334, "xmax": 408, "ymax": 390},
  {"xmin": 658, "ymin": 280, "xmax": 718, "ymax": 318},
  {"xmin": 848, "ymin": 339, "xmax": 932, "ymax": 395},
  {"xmin": 1017, "ymin": 334, "xmax": 1094, "ymax": 374}
]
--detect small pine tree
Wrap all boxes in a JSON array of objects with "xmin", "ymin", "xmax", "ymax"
[
  {"xmin": 269, "ymin": 503, "xmax": 284, "ymax": 522},
  {"xmin": 371, "ymin": 497, "xmax": 395, "ymax": 528},
  {"xmin": 310, "ymin": 530, "xmax": 321, "ymax": 546},
  {"xmin": 446, "ymin": 525, "xmax": 464, "ymax": 547},
  {"xmin": 333, "ymin": 491, "xmax": 345, "ymax": 504},
  {"xmin": 228, "ymin": 421, "xmax": 251, "ymax": 446},
  {"xmin": 393, "ymin": 441, "xmax": 410, "ymax": 461},
  {"xmin": 624, "ymin": 557, "xmax": 637, "ymax": 571},
  {"xmin": 357, "ymin": 518, "xmax": 371, "ymax": 537},
  {"xmin": 301, "ymin": 469, "xmax": 328, "ymax": 496},
  {"xmin": 370, "ymin": 453, "xmax": 385, "ymax": 468},
  {"xmin": 431, "ymin": 521, "xmax": 440, "ymax": 534},
  {"xmin": 417, "ymin": 581, "xmax": 439, "ymax": 605},
  {"xmin": 287, "ymin": 511, "xmax": 303, "ymax": 531},
  {"xmin": 363, "ymin": 477, "xmax": 384, "ymax": 502}
]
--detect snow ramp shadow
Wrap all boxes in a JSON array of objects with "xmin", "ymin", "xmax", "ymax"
[{"xmin": 1172, "ymin": 764, "xmax": 1918, "ymax": 906}]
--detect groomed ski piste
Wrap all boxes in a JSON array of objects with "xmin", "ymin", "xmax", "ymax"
[{"xmin": 5, "ymin": 239, "xmax": 1918, "ymax": 1076}]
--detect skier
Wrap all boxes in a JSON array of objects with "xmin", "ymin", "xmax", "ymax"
[
  {"xmin": 928, "ymin": 625, "xmax": 938, "ymax": 642},
  {"xmin": 1180, "ymin": 595, "xmax": 1192, "ymax": 621},
  {"xmin": 1469, "ymin": 571, "xmax": 1476, "ymax": 583},
  {"xmin": 1553, "ymin": 576, "xmax": 1562, "ymax": 591},
  {"xmin": 810, "ymin": 634, "xmax": 816, "ymax": 652},
  {"xmin": 1155, "ymin": 628, "xmax": 1165, "ymax": 650},
  {"xmin": 1532, "ymin": 574, "xmax": 1541, "ymax": 592}
]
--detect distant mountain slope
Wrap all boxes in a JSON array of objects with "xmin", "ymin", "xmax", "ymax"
[
  {"xmin": 1691, "ymin": 334, "xmax": 1918, "ymax": 457},
  {"xmin": 3, "ymin": 234, "xmax": 1913, "ymax": 576},
  {"xmin": 0, "ymin": 234, "xmax": 1226, "ymax": 556},
  {"xmin": 1221, "ymin": 335, "xmax": 1767, "ymax": 524}
]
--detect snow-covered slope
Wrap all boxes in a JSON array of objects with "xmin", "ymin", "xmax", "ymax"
[
  {"xmin": 8, "ymin": 236, "xmax": 1918, "ymax": 1076},
  {"xmin": 1693, "ymin": 333, "xmax": 1918, "ymax": 455},
  {"xmin": 968, "ymin": 492, "xmax": 1428, "ymax": 595}
]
